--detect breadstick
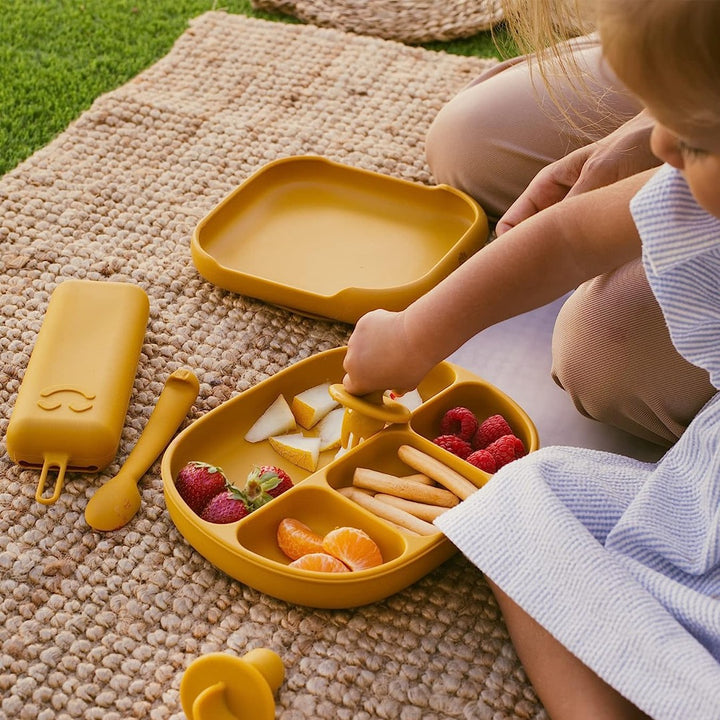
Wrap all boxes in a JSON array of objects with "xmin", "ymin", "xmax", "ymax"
[
  {"xmin": 382, "ymin": 518, "xmax": 421, "ymax": 536},
  {"xmin": 353, "ymin": 467, "xmax": 459, "ymax": 507},
  {"xmin": 373, "ymin": 493, "xmax": 449, "ymax": 522},
  {"xmin": 397, "ymin": 445, "xmax": 478, "ymax": 500},
  {"xmin": 339, "ymin": 486, "xmax": 438, "ymax": 536},
  {"xmin": 339, "ymin": 488, "xmax": 422, "ymax": 536},
  {"xmin": 401, "ymin": 473, "xmax": 435, "ymax": 485}
]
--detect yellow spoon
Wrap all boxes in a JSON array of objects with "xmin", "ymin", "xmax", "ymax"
[
  {"xmin": 84, "ymin": 368, "xmax": 199, "ymax": 531},
  {"xmin": 180, "ymin": 648, "xmax": 284, "ymax": 720}
]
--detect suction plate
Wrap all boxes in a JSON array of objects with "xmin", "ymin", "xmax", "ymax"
[{"xmin": 162, "ymin": 347, "xmax": 538, "ymax": 608}]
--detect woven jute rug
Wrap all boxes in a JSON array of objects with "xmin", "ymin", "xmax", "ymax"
[
  {"xmin": 251, "ymin": 0, "xmax": 504, "ymax": 43},
  {"xmin": 0, "ymin": 12, "xmax": 545, "ymax": 719}
]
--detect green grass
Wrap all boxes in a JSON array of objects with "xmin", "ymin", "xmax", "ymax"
[{"xmin": 0, "ymin": 0, "xmax": 510, "ymax": 176}]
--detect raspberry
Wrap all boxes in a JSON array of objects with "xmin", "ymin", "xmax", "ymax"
[
  {"xmin": 466, "ymin": 449, "xmax": 497, "ymax": 473},
  {"xmin": 433, "ymin": 434, "xmax": 473, "ymax": 459},
  {"xmin": 473, "ymin": 414, "xmax": 513, "ymax": 449},
  {"xmin": 485, "ymin": 434, "xmax": 525, "ymax": 469},
  {"xmin": 509, "ymin": 435, "xmax": 527, "ymax": 458},
  {"xmin": 439, "ymin": 406, "xmax": 478, "ymax": 442}
]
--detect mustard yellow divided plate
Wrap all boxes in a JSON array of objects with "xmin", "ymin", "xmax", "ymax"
[
  {"xmin": 162, "ymin": 348, "xmax": 537, "ymax": 608},
  {"xmin": 190, "ymin": 156, "xmax": 488, "ymax": 323}
]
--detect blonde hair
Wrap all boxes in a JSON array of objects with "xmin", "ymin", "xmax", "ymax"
[
  {"xmin": 598, "ymin": 0, "xmax": 720, "ymax": 129},
  {"xmin": 499, "ymin": 0, "xmax": 621, "ymax": 139},
  {"xmin": 501, "ymin": 0, "xmax": 596, "ymax": 63}
]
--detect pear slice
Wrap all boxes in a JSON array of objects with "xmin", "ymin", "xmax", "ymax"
[
  {"xmin": 268, "ymin": 433, "xmax": 321, "ymax": 472},
  {"xmin": 244, "ymin": 394, "xmax": 296, "ymax": 443},
  {"xmin": 316, "ymin": 407, "xmax": 345, "ymax": 452},
  {"xmin": 291, "ymin": 382, "xmax": 339, "ymax": 429}
]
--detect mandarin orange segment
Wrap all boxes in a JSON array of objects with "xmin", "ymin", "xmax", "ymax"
[
  {"xmin": 322, "ymin": 526, "xmax": 383, "ymax": 571},
  {"xmin": 288, "ymin": 552, "xmax": 350, "ymax": 573},
  {"xmin": 277, "ymin": 517, "xmax": 325, "ymax": 560}
]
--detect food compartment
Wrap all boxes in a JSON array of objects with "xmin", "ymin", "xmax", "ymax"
[
  {"xmin": 163, "ymin": 349, "xmax": 352, "ymax": 504},
  {"xmin": 408, "ymin": 380, "xmax": 539, "ymax": 487},
  {"xmin": 325, "ymin": 429, "xmax": 464, "ymax": 537},
  {"xmin": 235, "ymin": 482, "xmax": 407, "ymax": 568},
  {"xmin": 163, "ymin": 347, "xmax": 469, "ymax": 525}
]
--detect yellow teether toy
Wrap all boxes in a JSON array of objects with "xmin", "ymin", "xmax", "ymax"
[{"xmin": 180, "ymin": 648, "xmax": 284, "ymax": 720}]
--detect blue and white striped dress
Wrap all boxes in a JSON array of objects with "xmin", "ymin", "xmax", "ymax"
[{"xmin": 436, "ymin": 164, "xmax": 720, "ymax": 719}]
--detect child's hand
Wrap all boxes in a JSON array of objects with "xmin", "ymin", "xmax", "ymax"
[
  {"xmin": 342, "ymin": 309, "xmax": 435, "ymax": 396},
  {"xmin": 496, "ymin": 110, "xmax": 659, "ymax": 236}
]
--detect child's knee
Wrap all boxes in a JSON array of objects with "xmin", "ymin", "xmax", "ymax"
[
  {"xmin": 425, "ymin": 66, "xmax": 570, "ymax": 219},
  {"xmin": 426, "ymin": 93, "xmax": 540, "ymax": 220},
  {"xmin": 425, "ymin": 93, "xmax": 495, "ymax": 201},
  {"xmin": 551, "ymin": 323, "xmax": 623, "ymax": 429},
  {"xmin": 551, "ymin": 285, "xmax": 624, "ymax": 421},
  {"xmin": 550, "ymin": 273, "xmax": 712, "ymax": 446},
  {"xmin": 550, "ymin": 278, "xmax": 667, "ymax": 441}
]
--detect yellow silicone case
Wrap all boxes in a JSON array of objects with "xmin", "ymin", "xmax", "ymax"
[
  {"xmin": 6, "ymin": 280, "xmax": 149, "ymax": 504},
  {"xmin": 190, "ymin": 156, "xmax": 488, "ymax": 323},
  {"xmin": 161, "ymin": 347, "xmax": 538, "ymax": 609}
]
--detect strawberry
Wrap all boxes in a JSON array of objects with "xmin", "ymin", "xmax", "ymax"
[
  {"xmin": 485, "ymin": 434, "xmax": 525, "ymax": 470},
  {"xmin": 257, "ymin": 465, "xmax": 293, "ymax": 498},
  {"xmin": 242, "ymin": 465, "xmax": 294, "ymax": 511},
  {"xmin": 466, "ymin": 449, "xmax": 497, "ymax": 473},
  {"xmin": 473, "ymin": 414, "xmax": 513, "ymax": 449},
  {"xmin": 439, "ymin": 406, "xmax": 478, "ymax": 442},
  {"xmin": 200, "ymin": 489, "xmax": 250, "ymax": 524},
  {"xmin": 175, "ymin": 461, "xmax": 228, "ymax": 515},
  {"xmin": 433, "ymin": 434, "xmax": 473, "ymax": 459}
]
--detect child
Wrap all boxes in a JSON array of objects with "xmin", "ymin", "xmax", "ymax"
[
  {"xmin": 342, "ymin": 1, "xmax": 720, "ymax": 717},
  {"xmin": 429, "ymin": 1, "xmax": 715, "ymax": 448}
]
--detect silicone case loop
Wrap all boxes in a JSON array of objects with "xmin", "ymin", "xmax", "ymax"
[{"xmin": 36, "ymin": 453, "xmax": 70, "ymax": 505}]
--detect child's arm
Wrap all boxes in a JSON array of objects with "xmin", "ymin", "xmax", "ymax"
[{"xmin": 342, "ymin": 169, "xmax": 657, "ymax": 395}]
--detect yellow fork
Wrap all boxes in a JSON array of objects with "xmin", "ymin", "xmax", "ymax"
[{"xmin": 328, "ymin": 384, "xmax": 411, "ymax": 449}]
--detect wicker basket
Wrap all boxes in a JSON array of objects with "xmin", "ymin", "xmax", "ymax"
[{"xmin": 251, "ymin": 0, "xmax": 504, "ymax": 43}]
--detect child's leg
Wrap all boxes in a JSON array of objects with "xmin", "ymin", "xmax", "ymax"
[
  {"xmin": 552, "ymin": 258, "xmax": 715, "ymax": 446},
  {"xmin": 425, "ymin": 35, "xmax": 643, "ymax": 220},
  {"xmin": 487, "ymin": 578, "xmax": 652, "ymax": 720}
]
